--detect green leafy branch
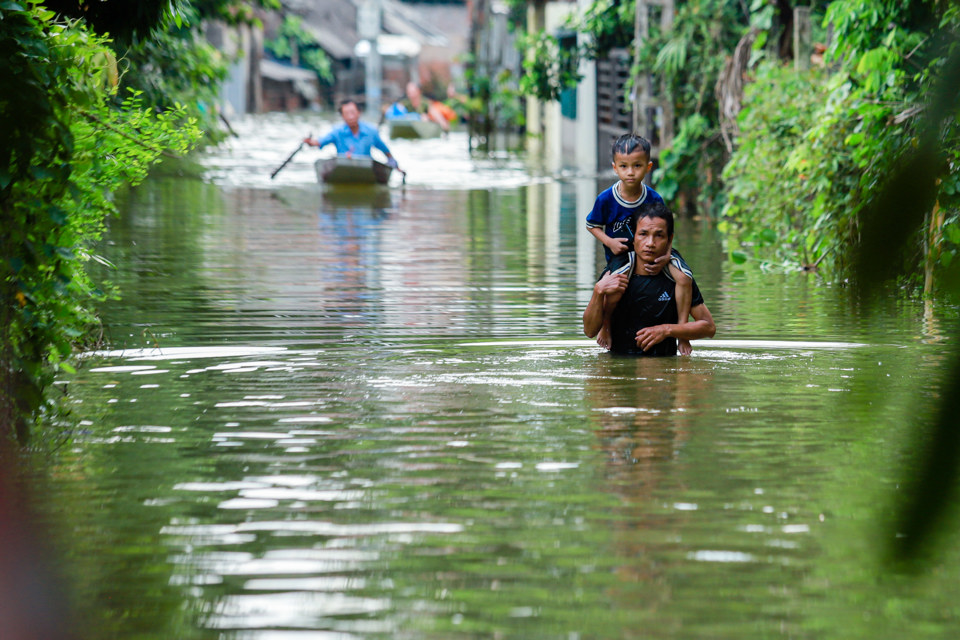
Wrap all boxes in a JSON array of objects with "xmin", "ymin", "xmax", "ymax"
[
  {"xmin": 1, "ymin": 5, "xmax": 201, "ymax": 442},
  {"xmin": 265, "ymin": 15, "xmax": 333, "ymax": 83}
]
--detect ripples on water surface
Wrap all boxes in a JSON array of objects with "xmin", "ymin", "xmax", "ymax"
[{"xmin": 45, "ymin": 113, "xmax": 960, "ymax": 639}]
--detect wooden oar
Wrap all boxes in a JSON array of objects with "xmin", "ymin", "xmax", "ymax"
[{"xmin": 270, "ymin": 138, "xmax": 308, "ymax": 180}]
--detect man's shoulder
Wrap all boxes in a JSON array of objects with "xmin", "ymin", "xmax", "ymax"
[
  {"xmin": 324, "ymin": 123, "xmax": 350, "ymax": 138},
  {"xmin": 357, "ymin": 121, "xmax": 379, "ymax": 134}
]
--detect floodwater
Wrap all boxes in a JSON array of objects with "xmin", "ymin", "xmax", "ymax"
[{"xmin": 43, "ymin": 113, "xmax": 960, "ymax": 639}]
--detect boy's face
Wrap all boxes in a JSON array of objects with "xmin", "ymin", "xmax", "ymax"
[{"xmin": 611, "ymin": 150, "xmax": 653, "ymax": 190}]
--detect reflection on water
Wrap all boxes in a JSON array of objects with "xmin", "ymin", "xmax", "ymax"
[{"xmin": 44, "ymin": 115, "xmax": 960, "ymax": 639}]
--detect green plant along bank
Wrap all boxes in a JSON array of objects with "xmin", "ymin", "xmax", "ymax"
[
  {"xmin": 722, "ymin": 0, "xmax": 960, "ymax": 283},
  {"xmin": 0, "ymin": 3, "xmax": 201, "ymax": 443},
  {"xmin": 1, "ymin": 0, "xmax": 283, "ymax": 443}
]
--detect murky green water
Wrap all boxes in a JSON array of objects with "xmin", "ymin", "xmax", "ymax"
[{"xmin": 45, "ymin": 114, "xmax": 960, "ymax": 639}]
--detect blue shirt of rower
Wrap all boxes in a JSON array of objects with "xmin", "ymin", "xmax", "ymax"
[{"xmin": 316, "ymin": 121, "xmax": 392, "ymax": 158}]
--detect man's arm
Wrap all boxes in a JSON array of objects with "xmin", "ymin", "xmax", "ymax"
[
  {"xmin": 583, "ymin": 272, "xmax": 627, "ymax": 338},
  {"xmin": 634, "ymin": 302, "xmax": 716, "ymax": 352},
  {"xmin": 306, "ymin": 130, "xmax": 337, "ymax": 150},
  {"xmin": 371, "ymin": 130, "xmax": 392, "ymax": 158}
]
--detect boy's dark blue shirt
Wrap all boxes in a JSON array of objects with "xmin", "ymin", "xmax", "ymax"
[{"xmin": 585, "ymin": 182, "xmax": 665, "ymax": 262}]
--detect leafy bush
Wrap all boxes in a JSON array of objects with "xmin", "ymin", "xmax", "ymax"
[
  {"xmin": 720, "ymin": 62, "xmax": 835, "ymax": 270},
  {"xmin": 720, "ymin": 0, "xmax": 960, "ymax": 282},
  {"xmin": 0, "ymin": 5, "xmax": 201, "ymax": 442},
  {"xmin": 265, "ymin": 15, "xmax": 333, "ymax": 83},
  {"xmin": 115, "ymin": 1, "xmax": 279, "ymax": 137},
  {"xmin": 517, "ymin": 29, "xmax": 581, "ymax": 103}
]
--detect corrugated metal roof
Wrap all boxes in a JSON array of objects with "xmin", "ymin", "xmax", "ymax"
[{"xmin": 260, "ymin": 58, "xmax": 318, "ymax": 81}]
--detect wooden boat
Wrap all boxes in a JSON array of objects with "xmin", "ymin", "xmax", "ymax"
[
  {"xmin": 315, "ymin": 156, "xmax": 392, "ymax": 185},
  {"xmin": 387, "ymin": 118, "xmax": 443, "ymax": 139}
]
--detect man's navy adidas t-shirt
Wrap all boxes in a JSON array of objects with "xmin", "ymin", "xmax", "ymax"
[{"xmin": 609, "ymin": 269, "xmax": 705, "ymax": 356}]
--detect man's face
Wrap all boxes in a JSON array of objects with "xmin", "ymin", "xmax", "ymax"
[
  {"xmin": 340, "ymin": 102, "xmax": 360, "ymax": 128},
  {"xmin": 611, "ymin": 150, "xmax": 652, "ymax": 190},
  {"xmin": 633, "ymin": 216, "xmax": 671, "ymax": 264}
]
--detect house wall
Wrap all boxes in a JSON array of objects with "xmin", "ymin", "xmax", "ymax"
[
  {"xmin": 526, "ymin": 2, "xmax": 577, "ymax": 173},
  {"xmin": 575, "ymin": 1, "xmax": 598, "ymax": 174},
  {"xmin": 208, "ymin": 21, "xmax": 260, "ymax": 116}
]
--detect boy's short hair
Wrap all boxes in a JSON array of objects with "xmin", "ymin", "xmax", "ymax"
[
  {"xmin": 338, "ymin": 99, "xmax": 358, "ymax": 114},
  {"xmin": 612, "ymin": 133, "xmax": 652, "ymax": 161},
  {"xmin": 632, "ymin": 200, "xmax": 674, "ymax": 239}
]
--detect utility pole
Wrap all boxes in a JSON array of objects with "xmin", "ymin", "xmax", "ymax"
[{"xmin": 358, "ymin": 0, "xmax": 382, "ymax": 117}]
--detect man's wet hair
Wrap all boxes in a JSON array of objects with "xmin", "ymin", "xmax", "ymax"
[
  {"xmin": 611, "ymin": 133, "xmax": 652, "ymax": 161},
  {"xmin": 338, "ymin": 99, "xmax": 358, "ymax": 113},
  {"xmin": 632, "ymin": 200, "xmax": 674, "ymax": 239}
]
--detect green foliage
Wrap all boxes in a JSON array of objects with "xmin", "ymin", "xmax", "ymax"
[
  {"xmin": 193, "ymin": 0, "xmax": 280, "ymax": 25},
  {"xmin": 576, "ymin": 0, "xmax": 635, "ymax": 59},
  {"xmin": 111, "ymin": 1, "xmax": 279, "ymax": 136},
  {"xmin": 636, "ymin": 0, "xmax": 754, "ymax": 213},
  {"xmin": 514, "ymin": 0, "xmax": 634, "ymax": 103},
  {"xmin": 517, "ymin": 29, "xmax": 582, "ymax": 102},
  {"xmin": 265, "ymin": 15, "xmax": 333, "ymax": 83},
  {"xmin": 463, "ymin": 58, "xmax": 525, "ymax": 131},
  {"xmin": 113, "ymin": 6, "xmax": 229, "ymax": 136},
  {"xmin": 721, "ymin": 0, "xmax": 960, "ymax": 280},
  {"xmin": 719, "ymin": 62, "xmax": 832, "ymax": 269},
  {"xmin": 0, "ymin": 3, "xmax": 202, "ymax": 442},
  {"xmin": 38, "ymin": 0, "xmax": 174, "ymax": 44},
  {"xmin": 500, "ymin": 0, "xmax": 529, "ymax": 31},
  {"xmin": 654, "ymin": 113, "xmax": 712, "ymax": 203}
]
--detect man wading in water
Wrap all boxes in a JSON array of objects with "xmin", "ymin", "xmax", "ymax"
[{"xmin": 583, "ymin": 202, "xmax": 716, "ymax": 355}]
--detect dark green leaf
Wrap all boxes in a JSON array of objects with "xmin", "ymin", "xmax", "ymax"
[{"xmin": 47, "ymin": 206, "xmax": 67, "ymax": 226}]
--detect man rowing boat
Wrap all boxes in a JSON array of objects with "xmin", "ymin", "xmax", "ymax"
[{"xmin": 304, "ymin": 99, "xmax": 399, "ymax": 169}]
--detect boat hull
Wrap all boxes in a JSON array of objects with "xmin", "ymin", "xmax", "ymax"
[
  {"xmin": 316, "ymin": 157, "xmax": 392, "ymax": 185},
  {"xmin": 387, "ymin": 118, "xmax": 442, "ymax": 139}
]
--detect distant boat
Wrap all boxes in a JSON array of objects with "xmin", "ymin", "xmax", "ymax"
[
  {"xmin": 315, "ymin": 156, "xmax": 392, "ymax": 185},
  {"xmin": 387, "ymin": 118, "xmax": 443, "ymax": 139}
]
